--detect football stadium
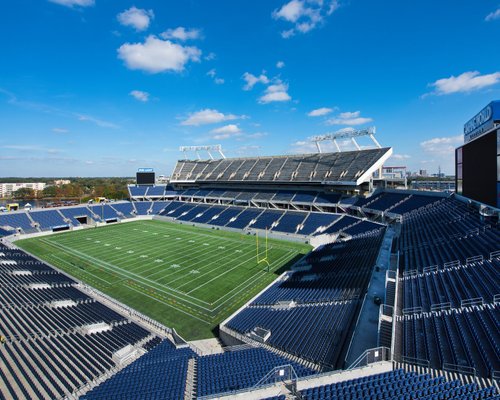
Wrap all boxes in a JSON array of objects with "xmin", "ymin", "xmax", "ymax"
[{"xmin": 0, "ymin": 100, "xmax": 499, "ymax": 399}]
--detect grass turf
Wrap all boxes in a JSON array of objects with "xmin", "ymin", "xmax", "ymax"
[{"xmin": 15, "ymin": 220, "xmax": 311, "ymax": 340}]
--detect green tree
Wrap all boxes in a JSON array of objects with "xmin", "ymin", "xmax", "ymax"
[{"xmin": 12, "ymin": 188, "xmax": 36, "ymax": 199}]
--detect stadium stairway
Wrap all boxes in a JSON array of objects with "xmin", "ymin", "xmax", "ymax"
[
  {"xmin": 185, "ymin": 357, "xmax": 197, "ymax": 400},
  {"xmin": 24, "ymin": 211, "xmax": 40, "ymax": 233}
]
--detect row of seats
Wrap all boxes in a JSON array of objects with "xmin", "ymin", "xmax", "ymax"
[
  {"xmin": 295, "ymin": 369, "xmax": 498, "ymax": 400},
  {"xmin": 227, "ymin": 301, "xmax": 358, "ymax": 368},
  {"xmin": 83, "ymin": 342, "xmax": 315, "ymax": 399},
  {"xmin": 0, "ymin": 201, "xmax": 172, "ymax": 233},
  {"xmin": 401, "ymin": 304, "xmax": 499, "ymax": 378},
  {"xmin": 0, "ymin": 244, "xmax": 161, "ymax": 400},
  {"xmin": 252, "ymin": 232, "xmax": 384, "ymax": 305},
  {"xmin": 396, "ymin": 199, "xmax": 500, "ymax": 271},
  {"xmin": 401, "ymin": 259, "xmax": 500, "ymax": 311},
  {"xmin": 177, "ymin": 188, "xmax": 342, "ymax": 205},
  {"xmin": 171, "ymin": 148, "xmax": 391, "ymax": 183},
  {"xmin": 160, "ymin": 200, "xmax": 383, "ymax": 237}
]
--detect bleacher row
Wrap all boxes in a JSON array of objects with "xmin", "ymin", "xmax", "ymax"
[
  {"xmin": 353, "ymin": 191, "xmax": 444, "ymax": 216},
  {"xmin": 396, "ymin": 198, "xmax": 500, "ymax": 272},
  {"xmin": 171, "ymin": 148, "xmax": 391, "ymax": 183},
  {"xmin": 0, "ymin": 201, "xmax": 170, "ymax": 234},
  {"xmin": 391, "ymin": 197, "xmax": 500, "ymax": 380},
  {"xmin": 159, "ymin": 201, "xmax": 385, "ymax": 237},
  {"xmin": 82, "ymin": 342, "xmax": 317, "ymax": 399},
  {"xmin": 224, "ymin": 231, "xmax": 385, "ymax": 369},
  {"xmin": 0, "ymin": 244, "xmax": 162, "ymax": 400},
  {"xmin": 177, "ymin": 187, "xmax": 343, "ymax": 205},
  {"xmin": 83, "ymin": 346, "xmax": 499, "ymax": 399},
  {"xmin": 294, "ymin": 369, "xmax": 498, "ymax": 400}
]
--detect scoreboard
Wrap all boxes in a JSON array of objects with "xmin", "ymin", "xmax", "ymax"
[
  {"xmin": 456, "ymin": 101, "xmax": 500, "ymax": 208},
  {"xmin": 136, "ymin": 168, "xmax": 155, "ymax": 185}
]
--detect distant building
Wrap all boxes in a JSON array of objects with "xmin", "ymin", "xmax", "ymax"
[
  {"xmin": 0, "ymin": 182, "xmax": 46, "ymax": 198},
  {"xmin": 419, "ymin": 169, "xmax": 428, "ymax": 177},
  {"xmin": 54, "ymin": 179, "xmax": 71, "ymax": 186}
]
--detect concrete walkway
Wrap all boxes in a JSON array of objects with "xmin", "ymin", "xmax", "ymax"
[{"xmin": 344, "ymin": 228, "xmax": 395, "ymax": 367}]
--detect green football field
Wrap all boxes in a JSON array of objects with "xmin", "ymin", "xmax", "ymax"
[{"xmin": 15, "ymin": 220, "xmax": 311, "ymax": 340}]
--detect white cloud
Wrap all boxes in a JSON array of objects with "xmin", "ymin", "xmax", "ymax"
[
  {"xmin": 485, "ymin": 8, "xmax": 500, "ymax": 21},
  {"xmin": 210, "ymin": 124, "xmax": 242, "ymax": 139},
  {"xmin": 204, "ymin": 52, "xmax": 216, "ymax": 61},
  {"xmin": 117, "ymin": 7, "xmax": 154, "ymax": 31},
  {"xmin": 118, "ymin": 36, "xmax": 201, "ymax": 73},
  {"xmin": 181, "ymin": 109, "xmax": 244, "ymax": 126},
  {"xmin": 428, "ymin": 71, "xmax": 500, "ymax": 95},
  {"xmin": 77, "ymin": 114, "xmax": 119, "ymax": 129},
  {"xmin": 274, "ymin": 0, "xmax": 304, "ymax": 22},
  {"xmin": 52, "ymin": 128, "xmax": 69, "ymax": 134},
  {"xmin": 273, "ymin": 0, "xmax": 339, "ymax": 38},
  {"xmin": 129, "ymin": 90, "xmax": 150, "ymax": 102},
  {"xmin": 161, "ymin": 27, "xmax": 201, "ymax": 41},
  {"xmin": 259, "ymin": 82, "xmax": 291, "ymax": 103},
  {"xmin": 326, "ymin": 110, "xmax": 372, "ymax": 125},
  {"xmin": 420, "ymin": 135, "xmax": 463, "ymax": 156},
  {"xmin": 207, "ymin": 69, "xmax": 224, "ymax": 84},
  {"xmin": 281, "ymin": 29, "xmax": 296, "ymax": 38},
  {"xmin": 308, "ymin": 107, "xmax": 333, "ymax": 117},
  {"xmin": 276, "ymin": 61, "xmax": 285, "ymax": 69},
  {"xmin": 48, "ymin": 0, "xmax": 94, "ymax": 7},
  {"xmin": 242, "ymin": 72, "xmax": 270, "ymax": 90},
  {"xmin": 210, "ymin": 124, "xmax": 241, "ymax": 134},
  {"xmin": 390, "ymin": 154, "xmax": 411, "ymax": 160}
]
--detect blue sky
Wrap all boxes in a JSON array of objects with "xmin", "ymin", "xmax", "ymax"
[{"xmin": 0, "ymin": 0, "xmax": 499, "ymax": 177}]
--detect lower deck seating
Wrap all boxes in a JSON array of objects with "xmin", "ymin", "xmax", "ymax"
[
  {"xmin": 400, "ymin": 304, "xmax": 500, "ymax": 378},
  {"xmin": 81, "ymin": 340, "xmax": 193, "ymax": 400},
  {"xmin": 226, "ymin": 301, "xmax": 358, "ymax": 368},
  {"xmin": 197, "ymin": 347, "xmax": 315, "ymax": 396},
  {"xmin": 298, "ymin": 369, "xmax": 498, "ymax": 400}
]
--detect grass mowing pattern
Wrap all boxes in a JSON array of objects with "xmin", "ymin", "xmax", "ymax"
[{"xmin": 16, "ymin": 220, "xmax": 311, "ymax": 340}]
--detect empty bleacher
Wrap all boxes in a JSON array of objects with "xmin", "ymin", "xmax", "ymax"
[
  {"xmin": 29, "ymin": 209, "xmax": 68, "ymax": 231},
  {"xmin": 171, "ymin": 148, "xmax": 391, "ymax": 184},
  {"xmin": 396, "ymin": 198, "xmax": 500, "ymax": 272},
  {"xmin": 298, "ymin": 369, "xmax": 498, "ymax": 400},
  {"xmin": 0, "ymin": 243, "xmax": 161, "ymax": 400},
  {"xmin": 0, "ymin": 211, "xmax": 37, "ymax": 233}
]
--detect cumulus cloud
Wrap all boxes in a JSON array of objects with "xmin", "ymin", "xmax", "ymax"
[
  {"xmin": 485, "ymin": 8, "xmax": 500, "ymax": 21},
  {"xmin": 161, "ymin": 27, "xmax": 201, "ymax": 41},
  {"xmin": 117, "ymin": 7, "xmax": 154, "ymax": 31},
  {"xmin": 308, "ymin": 107, "xmax": 333, "ymax": 117},
  {"xmin": 48, "ymin": 0, "xmax": 94, "ymax": 7},
  {"xmin": 210, "ymin": 124, "xmax": 242, "ymax": 139},
  {"xmin": 242, "ymin": 72, "xmax": 270, "ymax": 90},
  {"xmin": 273, "ymin": 0, "xmax": 339, "ymax": 38},
  {"xmin": 276, "ymin": 61, "xmax": 285, "ymax": 69},
  {"xmin": 181, "ymin": 109, "xmax": 244, "ymax": 126},
  {"xmin": 326, "ymin": 111, "xmax": 372, "ymax": 125},
  {"xmin": 427, "ymin": 71, "xmax": 500, "ymax": 95},
  {"xmin": 259, "ymin": 82, "xmax": 291, "ymax": 103},
  {"xmin": 117, "ymin": 36, "xmax": 201, "ymax": 73},
  {"xmin": 129, "ymin": 90, "xmax": 150, "ymax": 102},
  {"xmin": 207, "ymin": 69, "xmax": 224, "ymax": 84},
  {"xmin": 420, "ymin": 135, "xmax": 463, "ymax": 156}
]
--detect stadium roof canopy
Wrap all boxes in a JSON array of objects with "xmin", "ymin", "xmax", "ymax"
[{"xmin": 170, "ymin": 147, "xmax": 393, "ymax": 187}]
